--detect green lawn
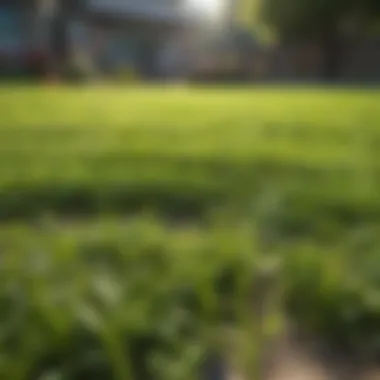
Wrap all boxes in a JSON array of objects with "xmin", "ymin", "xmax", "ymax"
[
  {"xmin": 2, "ymin": 86, "xmax": 380, "ymax": 379},
  {"xmin": 1, "ymin": 86, "xmax": 380, "ymax": 222}
]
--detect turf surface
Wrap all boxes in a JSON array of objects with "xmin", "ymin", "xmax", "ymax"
[{"xmin": 0, "ymin": 86, "xmax": 379, "ymax": 225}]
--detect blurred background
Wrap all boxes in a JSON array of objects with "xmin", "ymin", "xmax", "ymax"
[
  {"xmin": 1, "ymin": 1, "xmax": 380, "ymax": 380},
  {"xmin": 2, "ymin": 0, "xmax": 380, "ymax": 83}
]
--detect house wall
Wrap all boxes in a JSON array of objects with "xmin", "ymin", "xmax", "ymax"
[
  {"xmin": 67, "ymin": 15, "xmax": 188, "ymax": 79},
  {"xmin": 68, "ymin": 0, "xmax": 191, "ymax": 79}
]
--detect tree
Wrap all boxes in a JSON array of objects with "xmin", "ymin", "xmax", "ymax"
[{"xmin": 259, "ymin": 0, "xmax": 380, "ymax": 79}]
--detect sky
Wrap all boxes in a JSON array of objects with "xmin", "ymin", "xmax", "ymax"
[{"xmin": 187, "ymin": 0, "xmax": 225, "ymax": 19}]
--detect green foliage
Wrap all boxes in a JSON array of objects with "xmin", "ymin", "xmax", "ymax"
[
  {"xmin": 260, "ymin": 0, "xmax": 380, "ymax": 39},
  {"xmin": 261, "ymin": 0, "xmax": 349, "ymax": 38},
  {"xmin": 1, "ymin": 217, "xmax": 380, "ymax": 379},
  {"xmin": 284, "ymin": 237, "xmax": 380, "ymax": 358},
  {"xmin": 0, "ymin": 218, "xmax": 258, "ymax": 380},
  {"xmin": 1, "ymin": 87, "xmax": 380, "ymax": 377}
]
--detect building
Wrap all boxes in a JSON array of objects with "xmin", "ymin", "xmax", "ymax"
[
  {"xmin": 0, "ymin": 0, "xmax": 194, "ymax": 79},
  {"xmin": 78, "ymin": 0, "xmax": 193, "ymax": 79},
  {"xmin": 0, "ymin": 0, "xmax": 49, "ymax": 77}
]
